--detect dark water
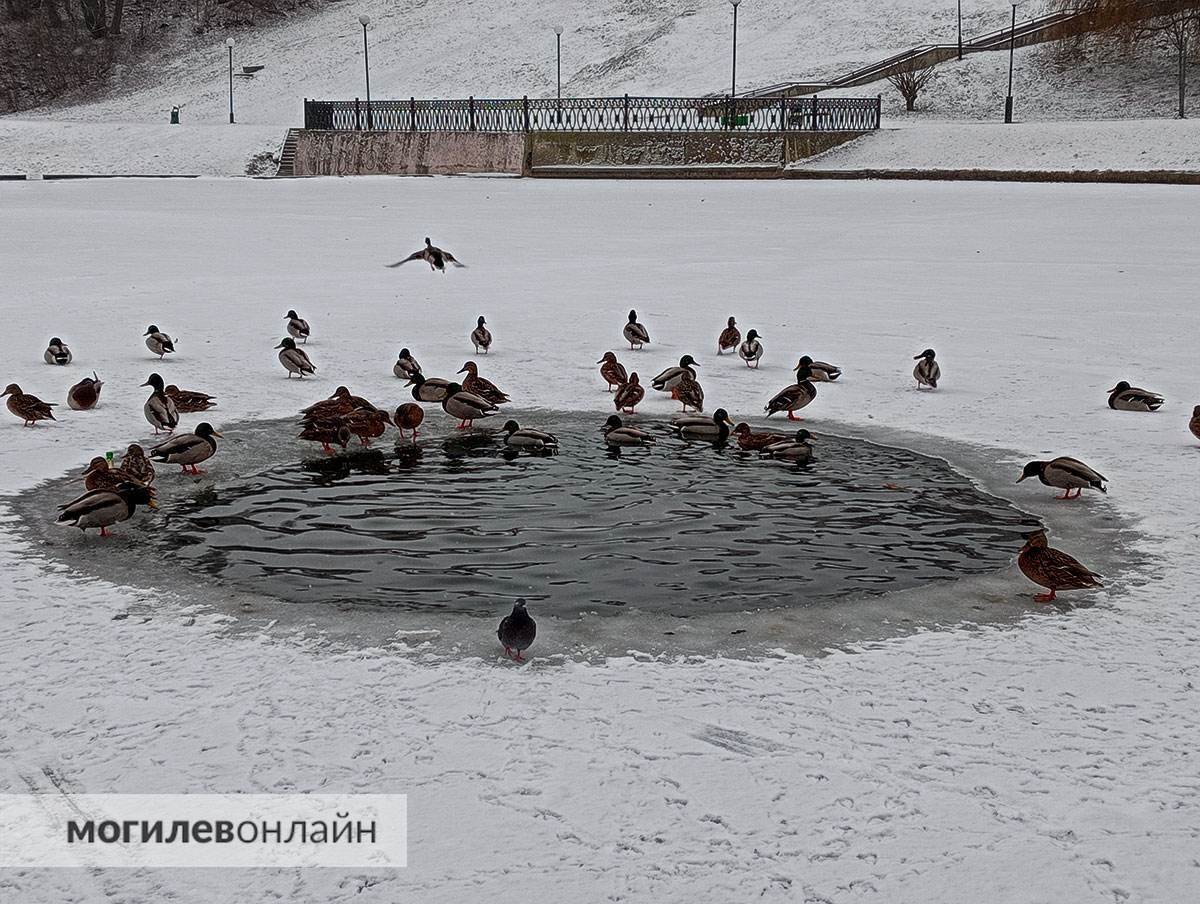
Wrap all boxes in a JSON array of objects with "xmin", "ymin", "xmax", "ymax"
[{"xmin": 142, "ymin": 413, "xmax": 1037, "ymax": 615}]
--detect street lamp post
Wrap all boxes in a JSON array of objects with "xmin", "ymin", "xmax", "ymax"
[
  {"xmin": 226, "ymin": 38, "xmax": 235, "ymax": 124},
  {"xmin": 957, "ymin": 0, "xmax": 963, "ymax": 61},
  {"xmin": 728, "ymin": 0, "xmax": 741, "ymax": 129},
  {"xmin": 1004, "ymin": 2, "xmax": 1017, "ymax": 123},
  {"xmin": 359, "ymin": 14, "xmax": 373, "ymax": 130},
  {"xmin": 553, "ymin": 25, "xmax": 563, "ymax": 124}
]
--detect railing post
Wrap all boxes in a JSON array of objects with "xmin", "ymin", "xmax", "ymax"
[
  {"xmin": 354, "ymin": 97, "xmax": 361, "ymax": 131},
  {"xmin": 469, "ymin": 95, "xmax": 476, "ymax": 132},
  {"xmin": 410, "ymin": 97, "xmax": 417, "ymax": 131},
  {"xmin": 522, "ymin": 95, "xmax": 530, "ymax": 133},
  {"xmin": 812, "ymin": 95, "xmax": 820, "ymax": 131},
  {"xmin": 623, "ymin": 94, "xmax": 629, "ymax": 132},
  {"xmin": 303, "ymin": 98, "xmax": 309, "ymax": 129},
  {"xmin": 875, "ymin": 94, "xmax": 882, "ymax": 130},
  {"xmin": 780, "ymin": 95, "xmax": 787, "ymax": 131}
]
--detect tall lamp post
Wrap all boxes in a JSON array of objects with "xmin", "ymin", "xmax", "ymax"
[
  {"xmin": 359, "ymin": 14, "xmax": 373, "ymax": 130},
  {"xmin": 553, "ymin": 25, "xmax": 564, "ymax": 124},
  {"xmin": 728, "ymin": 0, "xmax": 742, "ymax": 129},
  {"xmin": 225, "ymin": 38, "xmax": 235, "ymax": 124},
  {"xmin": 1004, "ymin": 2, "xmax": 1018, "ymax": 123},
  {"xmin": 957, "ymin": 0, "xmax": 963, "ymax": 61}
]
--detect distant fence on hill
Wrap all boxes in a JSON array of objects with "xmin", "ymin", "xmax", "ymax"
[{"xmin": 302, "ymin": 96, "xmax": 882, "ymax": 133}]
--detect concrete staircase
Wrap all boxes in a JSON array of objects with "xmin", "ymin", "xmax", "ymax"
[{"xmin": 275, "ymin": 129, "xmax": 300, "ymax": 177}]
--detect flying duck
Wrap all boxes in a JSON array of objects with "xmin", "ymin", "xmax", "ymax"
[
  {"xmin": 458, "ymin": 361, "xmax": 510, "ymax": 404},
  {"xmin": 55, "ymin": 482, "xmax": 157, "ymax": 537},
  {"xmin": 1107, "ymin": 381, "xmax": 1163, "ymax": 412},
  {"xmin": 471, "ymin": 317, "xmax": 492, "ymax": 354},
  {"xmin": 393, "ymin": 348, "xmax": 422, "ymax": 380},
  {"xmin": 387, "ymin": 237, "xmax": 465, "ymax": 271},
  {"xmin": 738, "ymin": 330, "xmax": 763, "ymax": 368},
  {"xmin": 393, "ymin": 403, "xmax": 424, "ymax": 440},
  {"xmin": 120, "ymin": 443, "xmax": 156, "ymax": 485},
  {"xmin": 44, "ymin": 338, "xmax": 72, "ymax": 366},
  {"xmin": 66, "ymin": 373, "xmax": 103, "ymax": 411},
  {"xmin": 652, "ymin": 355, "xmax": 698, "ymax": 396},
  {"xmin": 624, "ymin": 310, "xmax": 650, "ymax": 350},
  {"xmin": 150, "ymin": 422, "xmax": 222, "ymax": 474},
  {"xmin": 82, "ymin": 457, "xmax": 142, "ymax": 492},
  {"xmin": 765, "ymin": 364, "xmax": 817, "ymax": 420},
  {"xmin": 1017, "ymin": 529, "xmax": 1102, "ymax": 603},
  {"xmin": 141, "ymin": 373, "xmax": 179, "ymax": 434},
  {"xmin": 165, "ymin": 384, "xmax": 216, "ymax": 413},
  {"xmin": 406, "ymin": 372, "xmax": 453, "ymax": 403},
  {"xmin": 732, "ymin": 423, "xmax": 780, "ymax": 451},
  {"xmin": 602, "ymin": 415, "xmax": 656, "ymax": 446},
  {"xmin": 718, "ymin": 317, "xmax": 740, "ymax": 355},
  {"xmin": 798, "ymin": 355, "xmax": 842, "ymax": 382},
  {"xmin": 299, "ymin": 420, "xmax": 353, "ymax": 455},
  {"xmin": 614, "ymin": 373, "xmax": 644, "ymax": 413},
  {"xmin": 598, "ymin": 352, "xmax": 628, "ymax": 392},
  {"xmin": 144, "ymin": 325, "xmax": 175, "ymax": 359},
  {"xmin": 672, "ymin": 408, "xmax": 734, "ymax": 441},
  {"xmin": 1018, "ymin": 457, "xmax": 1107, "ymax": 500},
  {"xmin": 763, "ymin": 429, "xmax": 815, "ymax": 465},
  {"xmin": 285, "ymin": 310, "xmax": 311, "ymax": 343},
  {"xmin": 441, "ymin": 382, "xmax": 498, "ymax": 429},
  {"xmin": 913, "ymin": 349, "xmax": 940, "ymax": 389},
  {"xmin": 3, "ymin": 384, "xmax": 55, "ymax": 426},
  {"xmin": 502, "ymin": 420, "xmax": 559, "ymax": 452},
  {"xmin": 675, "ymin": 370, "xmax": 705, "ymax": 412},
  {"xmin": 497, "ymin": 599, "xmax": 536, "ymax": 662},
  {"xmin": 276, "ymin": 337, "xmax": 316, "ymax": 378}
]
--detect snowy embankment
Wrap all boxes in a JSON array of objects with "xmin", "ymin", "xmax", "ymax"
[
  {"xmin": 794, "ymin": 118, "xmax": 1200, "ymax": 173},
  {"xmin": 2, "ymin": 176, "xmax": 1199, "ymax": 902}
]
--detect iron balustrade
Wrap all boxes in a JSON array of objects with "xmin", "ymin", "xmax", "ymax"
[{"xmin": 302, "ymin": 96, "xmax": 881, "ymax": 132}]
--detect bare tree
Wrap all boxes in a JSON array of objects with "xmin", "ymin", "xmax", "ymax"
[
  {"xmin": 1139, "ymin": 10, "xmax": 1200, "ymax": 117},
  {"xmin": 887, "ymin": 59, "xmax": 938, "ymax": 112}
]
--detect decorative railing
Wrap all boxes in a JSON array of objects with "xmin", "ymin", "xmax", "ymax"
[{"xmin": 302, "ymin": 96, "xmax": 881, "ymax": 133}]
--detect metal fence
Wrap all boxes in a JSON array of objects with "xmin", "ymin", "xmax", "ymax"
[{"xmin": 303, "ymin": 96, "xmax": 881, "ymax": 133}]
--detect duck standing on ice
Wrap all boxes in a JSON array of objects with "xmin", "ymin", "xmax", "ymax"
[
  {"xmin": 913, "ymin": 349, "xmax": 940, "ymax": 389},
  {"xmin": 718, "ymin": 317, "xmax": 740, "ymax": 354},
  {"xmin": 624, "ymin": 310, "xmax": 650, "ymax": 350},
  {"xmin": 144, "ymin": 325, "xmax": 175, "ymax": 359},
  {"xmin": 44, "ymin": 338, "xmax": 72, "ymax": 366},
  {"xmin": 387, "ymin": 237, "xmax": 465, "ymax": 271},
  {"xmin": 276, "ymin": 337, "xmax": 316, "ymax": 378},
  {"xmin": 3, "ymin": 384, "xmax": 55, "ymax": 426},
  {"xmin": 286, "ymin": 310, "xmax": 311, "ymax": 344},
  {"xmin": 497, "ymin": 600, "xmax": 537, "ymax": 662},
  {"xmin": 471, "ymin": 317, "xmax": 493, "ymax": 354}
]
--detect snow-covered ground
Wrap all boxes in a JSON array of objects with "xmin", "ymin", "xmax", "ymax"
[{"xmin": 1, "ymin": 175, "xmax": 1199, "ymax": 901}]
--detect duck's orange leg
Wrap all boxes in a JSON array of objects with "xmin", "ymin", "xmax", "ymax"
[{"xmin": 1034, "ymin": 589, "xmax": 1057, "ymax": 603}]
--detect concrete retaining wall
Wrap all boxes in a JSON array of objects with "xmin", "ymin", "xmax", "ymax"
[
  {"xmin": 292, "ymin": 131, "xmax": 528, "ymax": 176},
  {"xmin": 531, "ymin": 131, "xmax": 866, "ymax": 168}
]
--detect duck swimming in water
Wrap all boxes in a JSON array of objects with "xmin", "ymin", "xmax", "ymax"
[
  {"xmin": 672, "ymin": 408, "xmax": 734, "ymax": 442},
  {"xmin": 623, "ymin": 310, "xmax": 650, "ymax": 350},
  {"xmin": 1018, "ymin": 457, "xmax": 1107, "ymax": 500},
  {"xmin": 763, "ymin": 429, "xmax": 815, "ymax": 465},
  {"xmin": 732, "ymin": 423, "xmax": 780, "ymax": 451},
  {"xmin": 718, "ymin": 317, "xmax": 740, "ymax": 355},
  {"xmin": 502, "ymin": 420, "xmax": 559, "ymax": 452},
  {"xmin": 1107, "ymin": 381, "xmax": 1164, "ymax": 412},
  {"xmin": 1017, "ymin": 529, "xmax": 1102, "ymax": 603},
  {"xmin": 602, "ymin": 415, "xmax": 656, "ymax": 447},
  {"xmin": 44, "ymin": 338, "xmax": 72, "ymax": 366},
  {"xmin": 387, "ymin": 237, "xmax": 465, "ymax": 271}
]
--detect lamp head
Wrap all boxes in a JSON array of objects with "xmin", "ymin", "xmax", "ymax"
[{"xmin": 359, "ymin": 13, "xmax": 370, "ymax": 25}]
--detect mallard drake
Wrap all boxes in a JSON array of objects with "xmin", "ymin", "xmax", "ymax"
[
  {"xmin": 471, "ymin": 317, "xmax": 492, "ymax": 354},
  {"xmin": 675, "ymin": 370, "xmax": 705, "ymax": 412},
  {"xmin": 502, "ymin": 420, "xmax": 559, "ymax": 451},
  {"xmin": 764, "ymin": 429, "xmax": 815, "ymax": 464},
  {"xmin": 66, "ymin": 373, "xmax": 103, "ymax": 411},
  {"xmin": 497, "ymin": 599, "xmax": 536, "ymax": 662},
  {"xmin": 342, "ymin": 408, "xmax": 389, "ymax": 445},
  {"xmin": 393, "ymin": 403, "xmax": 424, "ymax": 440},
  {"xmin": 144, "ymin": 325, "xmax": 175, "ymax": 359},
  {"xmin": 798, "ymin": 355, "xmax": 842, "ymax": 382},
  {"xmin": 614, "ymin": 373, "xmax": 644, "ymax": 413},
  {"xmin": 1018, "ymin": 457, "xmax": 1107, "ymax": 500},
  {"xmin": 602, "ymin": 414, "xmax": 656, "ymax": 446},
  {"xmin": 718, "ymin": 316, "xmax": 740, "ymax": 354},
  {"xmin": 299, "ymin": 419, "xmax": 353, "ymax": 454},
  {"xmin": 55, "ymin": 481, "xmax": 157, "ymax": 537},
  {"xmin": 44, "ymin": 337, "xmax": 72, "ymax": 366},
  {"xmin": 624, "ymin": 310, "xmax": 650, "ymax": 350},
  {"xmin": 394, "ymin": 348, "xmax": 421, "ymax": 380},
  {"xmin": 120, "ymin": 443, "xmax": 156, "ymax": 485},
  {"xmin": 1190, "ymin": 405, "xmax": 1200, "ymax": 442},
  {"xmin": 150, "ymin": 422, "xmax": 222, "ymax": 474},
  {"xmin": 733, "ymin": 423, "xmax": 780, "ymax": 451},
  {"xmin": 387, "ymin": 237, "xmax": 465, "ymax": 271},
  {"xmin": 765, "ymin": 365, "xmax": 817, "ymax": 420},
  {"xmin": 82, "ymin": 457, "xmax": 142, "ymax": 492},
  {"xmin": 1107, "ymin": 381, "xmax": 1163, "ymax": 412},
  {"xmin": 165, "ymin": 384, "xmax": 216, "ymax": 413},
  {"xmin": 441, "ymin": 382, "xmax": 498, "ymax": 429},
  {"xmin": 141, "ymin": 373, "xmax": 179, "ymax": 434},
  {"xmin": 406, "ymin": 372, "xmax": 452, "ymax": 403},
  {"xmin": 913, "ymin": 349, "xmax": 940, "ymax": 389},
  {"xmin": 2, "ymin": 384, "xmax": 55, "ymax": 426},
  {"xmin": 276, "ymin": 337, "xmax": 315, "ymax": 378},
  {"xmin": 598, "ymin": 352, "xmax": 628, "ymax": 391},
  {"xmin": 652, "ymin": 355, "xmax": 699, "ymax": 396},
  {"xmin": 458, "ymin": 361, "xmax": 510, "ymax": 404},
  {"xmin": 1017, "ymin": 529, "xmax": 1102, "ymax": 603},
  {"xmin": 738, "ymin": 330, "xmax": 763, "ymax": 368},
  {"xmin": 286, "ymin": 310, "xmax": 310, "ymax": 343},
  {"xmin": 672, "ymin": 408, "xmax": 734, "ymax": 441}
]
